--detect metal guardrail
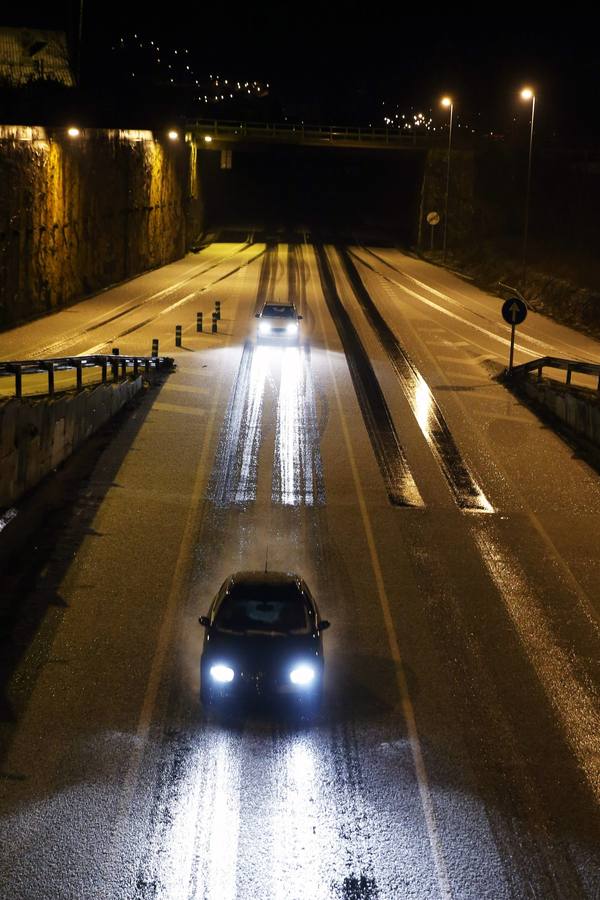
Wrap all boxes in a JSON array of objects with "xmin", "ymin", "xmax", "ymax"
[
  {"xmin": 186, "ymin": 118, "xmax": 428, "ymax": 148},
  {"xmin": 511, "ymin": 356, "xmax": 600, "ymax": 391},
  {"xmin": 0, "ymin": 354, "xmax": 175, "ymax": 399}
]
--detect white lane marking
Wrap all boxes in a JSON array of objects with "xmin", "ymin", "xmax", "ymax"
[
  {"xmin": 152, "ymin": 402, "xmax": 206, "ymax": 417},
  {"xmin": 437, "ymin": 370, "xmax": 491, "ymax": 382},
  {"xmin": 312, "ymin": 251, "xmax": 453, "ymax": 900},
  {"xmin": 474, "ymin": 524, "xmax": 600, "ymax": 803},
  {"xmin": 525, "ymin": 508, "xmax": 600, "ymax": 632},
  {"xmin": 359, "ymin": 248, "xmax": 600, "ymax": 361},
  {"xmin": 14, "ymin": 245, "xmax": 250, "ymax": 359},
  {"xmin": 160, "ymin": 383, "xmax": 211, "ymax": 396},
  {"xmin": 110, "ymin": 285, "xmax": 244, "ymax": 832},
  {"xmin": 432, "ymin": 354, "xmax": 472, "ymax": 364},
  {"xmin": 364, "ymin": 262, "xmax": 540, "ymax": 360},
  {"xmin": 82, "ymin": 291, "xmax": 198, "ymax": 354}
]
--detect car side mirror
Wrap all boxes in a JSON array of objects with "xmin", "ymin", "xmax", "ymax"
[
  {"xmin": 199, "ymin": 615, "xmax": 210, "ymax": 628},
  {"xmin": 297, "ymin": 315, "xmax": 303, "ymax": 320},
  {"xmin": 319, "ymin": 620, "xmax": 331, "ymax": 631},
  {"xmin": 255, "ymin": 313, "xmax": 260, "ymax": 318}
]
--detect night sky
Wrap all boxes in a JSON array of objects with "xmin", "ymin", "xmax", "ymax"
[{"xmin": 4, "ymin": 2, "xmax": 598, "ymax": 137}]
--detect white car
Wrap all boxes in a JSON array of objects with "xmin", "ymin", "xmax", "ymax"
[{"xmin": 255, "ymin": 302, "xmax": 302, "ymax": 342}]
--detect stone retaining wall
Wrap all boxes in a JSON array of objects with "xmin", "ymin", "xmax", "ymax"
[
  {"xmin": 0, "ymin": 126, "xmax": 203, "ymax": 329},
  {"xmin": 0, "ymin": 377, "xmax": 142, "ymax": 507}
]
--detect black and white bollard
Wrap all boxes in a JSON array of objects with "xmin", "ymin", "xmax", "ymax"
[
  {"xmin": 212, "ymin": 312, "xmax": 218, "ymax": 333},
  {"xmin": 196, "ymin": 311, "xmax": 203, "ymax": 333},
  {"xmin": 214, "ymin": 300, "xmax": 221, "ymax": 321},
  {"xmin": 151, "ymin": 338, "xmax": 159, "ymax": 358},
  {"xmin": 175, "ymin": 325, "xmax": 182, "ymax": 347}
]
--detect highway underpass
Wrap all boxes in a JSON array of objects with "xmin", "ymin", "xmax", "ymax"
[{"xmin": 0, "ymin": 236, "xmax": 599, "ymax": 899}]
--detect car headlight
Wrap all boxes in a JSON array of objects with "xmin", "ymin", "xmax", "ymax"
[
  {"xmin": 259, "ymin": 321, "xmax": 271, "ymax": 334},
  {"xmin": 286, "ymin": 323, "xmax": 298, "ymax": 334},
  {"xmin": 289, "ymin": 664, "xmax": 315, "ymax": 686},
  {"xmin": 210, "ymin": 664, "xmax": 235, "ymax": 683}
]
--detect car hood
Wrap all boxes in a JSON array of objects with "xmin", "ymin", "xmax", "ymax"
[{"xmin": 204, "ymin": 630, "xmax": 319, "ymax": 672}]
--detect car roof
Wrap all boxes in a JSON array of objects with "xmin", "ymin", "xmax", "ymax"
[
  {"xmin": 261, "ymin": 302, "xmax": 296, "ymax": 311},
  {"xmin": 228, "ymin": 570, "xmax": 302, "ymax": 588}
]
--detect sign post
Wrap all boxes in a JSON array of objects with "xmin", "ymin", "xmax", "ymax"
[
  {"xmin": 426, "ymin": 211, "xmax": 440, "ymax": 251},
  {"xmin": 501, "ymin": 297, "xmax": 528, "ymax": 372}
]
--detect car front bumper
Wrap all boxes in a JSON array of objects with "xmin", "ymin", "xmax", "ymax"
[{"xmin": 202, "ymin": 667, "xmax": 322, "ymax": 703}]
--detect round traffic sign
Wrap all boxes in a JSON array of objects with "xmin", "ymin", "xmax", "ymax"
[
  {"xmin": 426, "ymin": 211, "xmax": 440, "ymax": 226},
  {"xmin": 501, "ymin": 297, "xmax": 528, "ymax": 326}
]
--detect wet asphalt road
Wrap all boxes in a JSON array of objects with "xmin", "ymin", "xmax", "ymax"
[{"xmin": 0, "ymin": 239, "xmax": 600, "ymax": 899}]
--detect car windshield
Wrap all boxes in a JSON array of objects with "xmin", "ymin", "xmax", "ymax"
[
  {"xmin": 262, "ymin": 305, "xmax": 296, "ymax": 318},
  {"xmin": 215, "ymin": 583, "xmax": 310, "ymax": 634}
]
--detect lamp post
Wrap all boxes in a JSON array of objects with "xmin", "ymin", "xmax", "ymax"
[
  {"xmin": 441, "ymin": 96, "xmax": 454, "ymax": 263},
  {"xmin": 520, "ymin": 87, "xmax": 536, "ymax": 289}
]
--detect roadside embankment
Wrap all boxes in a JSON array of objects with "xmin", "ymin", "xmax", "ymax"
[
  {"xmin": 417, "ymin": 143, "xmax": 600, "ymax": 340},
  {"xmin": 439, "ymin": 244, "xmax": 600, "ymax": 341}
]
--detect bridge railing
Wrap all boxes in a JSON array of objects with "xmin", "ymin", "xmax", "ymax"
[
  {"xmin": 187, "ymin": 118, "xmax": 428, "ymax": 147},
  {"xmin": 0, "ymin": 354, "xmax": 174, "ymax": 399},
  {"xmin": 511, "ymin": 356, "xmax": 600, "ymax": 391}
]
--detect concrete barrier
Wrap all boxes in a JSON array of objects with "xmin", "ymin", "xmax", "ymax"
[
  {"xmin": 517, "ymin": 377, "xmax": 600, "ymax": 452},
  {"xmin": 0, "ymin": 376, "xmax": 143, "ymax": 508}
]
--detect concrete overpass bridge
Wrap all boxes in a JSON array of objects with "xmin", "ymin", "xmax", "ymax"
[{"xmin": 186, "ymin": 118, "xmax": 434, "ymax": 150}]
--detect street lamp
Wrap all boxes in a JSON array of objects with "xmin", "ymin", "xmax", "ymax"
[
  {"xmin": 520, "ymin": 87, "xmax": 536, "ymax": 289},
  {"xmin": 441, "ymin": 96, "xmax": 454, "ymax": 263}
]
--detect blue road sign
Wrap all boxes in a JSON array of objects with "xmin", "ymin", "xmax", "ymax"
[{"xmin": 502, "ymin": 297, "xmax": 528, "ymax": 326}]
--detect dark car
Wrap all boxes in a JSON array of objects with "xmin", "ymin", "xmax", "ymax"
[
  {"xmin": 199, "ymin": 571, "xmax": 330, "ymax": 708},
  {"xmin": 255, "ymin": 302, "xmax": 302, "ymax": 341}
]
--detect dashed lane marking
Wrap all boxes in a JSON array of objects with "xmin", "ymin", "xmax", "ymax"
[
  {"xmin": 109, "ymin": 284, "xmax": 244, "ymax": 844},
  {"xmin": 159, "ymin": 383, "xmax": 211, "ymax": 396},
  {"xmin": 151, "ymin": 402, "xmax": 207, "ymax": 417}
]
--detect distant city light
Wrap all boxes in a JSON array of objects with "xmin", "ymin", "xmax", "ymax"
[{"xmin": 111, "ymin": 34, "xmax": 270, "ymax": 110}]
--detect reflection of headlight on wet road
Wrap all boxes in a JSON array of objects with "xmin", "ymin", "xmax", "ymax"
[
  {"xmin": 210, "ymin": 664, "xmax": 235, "ymax": 683},
  {"xmin": 259, "ymin": 321, "xmax": 271, "ymax": 334},
  {"xmin": 289, "ymin": 665, "xmax": 315, "ymax": 686},
  {"xmin": 286, "ymin": 323, "xmax": 298, "ymax": 335}
]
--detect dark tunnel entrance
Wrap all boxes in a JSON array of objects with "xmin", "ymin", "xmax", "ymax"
[{"xmin": 198, "ymin": 144, "xmax": 425, "ymax": 243}]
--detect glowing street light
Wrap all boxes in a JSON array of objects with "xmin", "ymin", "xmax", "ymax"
[
  {"xmin": 67, "ymin": 127, "xmax": 80, "ymax": 138},
  {"xmin": 203, "ymin": 134, "xmax": 213, "ymax": 143},
  {"xmin": 520, "ymin": 87, "xmax": 536, "ymax": 289},
  {"xmin": 441, "ymin": 96, "xmax": 454, "ymax": 263},
  {"xmin": 167, "ymin": 129, "xmax": 179, "ymax": 141}
]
